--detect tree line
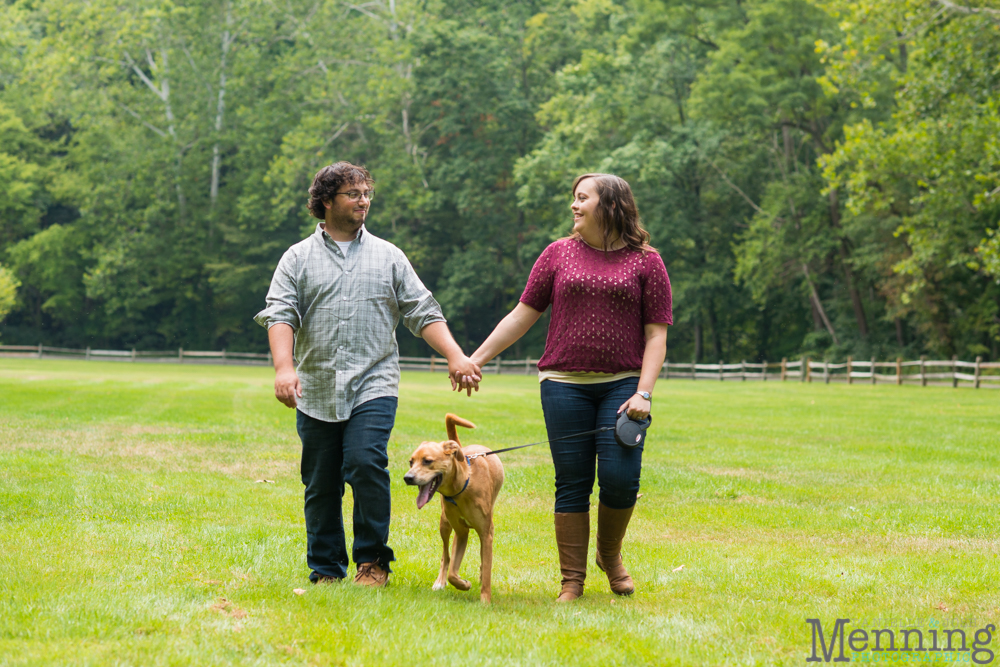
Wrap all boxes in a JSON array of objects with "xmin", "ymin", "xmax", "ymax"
[{"xmin": 1, "ymin": 0, "xmax": 998, "ymax": 361}]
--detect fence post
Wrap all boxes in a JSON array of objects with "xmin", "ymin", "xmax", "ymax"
[
  {"xmin": 525, "ymin": 357, "xmax": 531, "ymax": 374},
  {"xmin": 847, "ymin": 356, "xmax": 853, "ymax": 385},
  {"xmin": 975, "ymin": 356, "xmax": 982, "ymax": 389},
  {"xmin": 429, "ymin": 356, "xmax": 436, "ymax": 373},
  {"xmin": 179, "ymin": 347, "xmax": 184, "ymax": 364},
  {"xmin": 824, "ymin": 360, "xmax": 830, "ymax": 384},
  {"xmin": 741, "ymin": 360, "xmax": 746, "ymax": 381},
  {"xmin": 37, "ymin": 342, "xmax": 43, "ymax": 359},
  {"xmin": 664, "ymin": 359, "xmax": 669, "ymax": 379},
  {"xmin": 86, "ymin": 346, "xmax": 91, "ymax": 361},
  {"xmin": 267, "ymin": 351, "xmax": 273, "ymax": 366},
  {"xmin": 495, "ymin": 356, "xmax": 501, "ymax": 375},
  {"xmin": 896, "ymin": 357, "xmax": 902, "ymax": 386},
  {"xmin": 762, "ymin": 359, "xmax": 768, "ymax": 382},
  {"xmin": 952, "ymin": 354, "xmax": 958, "ymax": 388},
  {"xmin": 719, "ymin": 360, "xmax": 724, "ymax": 382},
  {"xmin": 132, "ymin": 347, "xmax": 137, "ymax": 363},
  {"xmin": 871, "ymin": 357, "xmax": 877, "ymax": 385},
  {"xmin": 692, "ymin": 359, "xmax": 697, "ymax": 381},
  {"xmin": 802, "ymin": 357, "xmax": 809, "ymax": 383},
  {"xmin": 781, "ymin": 358, "xmax": 787, "ymax": 381},
  {"xmin": 920, "ymin": 355, "xmax": 926, "ymax": 387},
  {"xmin": 221, "ymin": 349, "xmax": 226, "ymax": 365}
]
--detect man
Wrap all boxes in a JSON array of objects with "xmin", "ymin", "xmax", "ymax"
[{"xmin": 254, "ymin": 161, "xmax": 481, "ymax": 587}]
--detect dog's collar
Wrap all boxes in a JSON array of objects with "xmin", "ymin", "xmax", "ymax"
[{"xmin": 442, "ymin": 456, "xmax": 473, "ymax": 506}]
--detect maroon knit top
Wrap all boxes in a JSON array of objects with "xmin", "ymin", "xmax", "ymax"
[{"xmin": 520, "ymin": 237, "xmax": 673, "ymax": 374}]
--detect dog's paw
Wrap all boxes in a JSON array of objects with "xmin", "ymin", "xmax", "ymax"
[
  {"xmin": 448, "ymin": 575, "xmax": 471, "ymax": 591},
  {"xmin": 432, "ymin": 580, "xmax": 447, "ymax": 591}
]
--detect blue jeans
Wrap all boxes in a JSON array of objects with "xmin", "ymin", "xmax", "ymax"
[
  {"xmin": 296, "ymin": 397, "xmax": 397, "ymax": 581},
  {"xmin": 540, "ymin": 378, "xmax": 643, "ymax": 513}
]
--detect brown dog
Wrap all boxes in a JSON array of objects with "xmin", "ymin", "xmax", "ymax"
[{"xmin": 404, "ymin": 414, "xmax": 504, "ymax": 603}]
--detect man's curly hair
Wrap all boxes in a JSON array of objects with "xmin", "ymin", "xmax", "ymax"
[{"xmin": 307, "ymin": 162, "xmax": 375, "ymax": 220}]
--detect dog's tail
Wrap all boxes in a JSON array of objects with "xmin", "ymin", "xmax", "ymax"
[{"xmin": 445, "ymin": 413, "xmax": 476, "ymax": 445}]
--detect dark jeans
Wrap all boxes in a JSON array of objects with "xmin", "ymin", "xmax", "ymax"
[
  {"xmin": 296, "ymin": 397, "xmax": 397, "ymax": 581},
  {"xmin": 540, "ymin": 378, "xmax": 643, "ymax": 513}
]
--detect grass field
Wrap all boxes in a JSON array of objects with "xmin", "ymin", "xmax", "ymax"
[{"xmin": 1, "ymin": 358, "xmax": 998, "ymax": 666}]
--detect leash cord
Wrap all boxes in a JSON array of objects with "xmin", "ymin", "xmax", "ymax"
[{"xmin": 466, "ymin": 426, "xmax": 614, "ymax": 461}]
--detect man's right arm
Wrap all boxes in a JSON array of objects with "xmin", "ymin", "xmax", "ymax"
[
  {"xmin": 255, "ymin": 248, "xmax": 303, "ymax": 409},
  {"xmin": 269, "ymin": 323, "xmax": 301, "ymax": 408}
]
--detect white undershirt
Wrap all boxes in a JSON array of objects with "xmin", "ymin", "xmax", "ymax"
[{"xmin": 334, "ymin": 240, "xmax": 352, "ymax": 255}]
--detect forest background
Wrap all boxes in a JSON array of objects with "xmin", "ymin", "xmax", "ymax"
[{"xmin": 1, "ymin": 0, "xmax": 999, "ymax": 362}]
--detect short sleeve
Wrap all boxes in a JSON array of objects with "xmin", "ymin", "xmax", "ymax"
[
  {"xmin": 254, "ymin": 248, "xmax": 302, "ymax": 331},
  {"xmin": 519, "ymin": 243, "xmax": 558, "ymax": 312},
  {"xmin": 641, "ymin": 252, "xmax": 673, "ymax": 325}
]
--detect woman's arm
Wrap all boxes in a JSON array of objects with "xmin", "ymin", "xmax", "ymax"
[
  {"xmin": 618, "ymin": 323, "xmax": 668, "ymax": 419},
  {"xmin": 469, "ymin": 302, "xmax": 544, "ymax": 371}
]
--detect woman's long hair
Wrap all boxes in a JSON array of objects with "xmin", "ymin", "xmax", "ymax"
[{"xmin": 571, "ymin": 173, "xmax": 654, "ymax": 253}]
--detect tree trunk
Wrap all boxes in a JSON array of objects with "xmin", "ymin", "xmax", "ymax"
[
  {"xmin": 828, "ymin": 188, "xmax": 868, "ymax": 336},
  {"xmin": 210, "ymin": 2, "xmax": 234, "ymax": 214},
  {"xmin": 803, "ymin": 264, "xmax": 840, "ymax": 344},
  {"xmin": 694, "ymin": 320, "xmax": 703, "ymax": 363},
  {"xmin": 810, "ymin": 300, "xmax": 823, "ymax": 331},
  {"xmin": 708, "ymin": 304, "xmax": 722, "ymax": 360}
]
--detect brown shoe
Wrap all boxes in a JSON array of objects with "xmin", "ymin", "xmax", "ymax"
[
  {"xmin": 595, "ymin": 502, "xmax": 635, "ymax": 596},
  {"xmin": 354, "ymin": 560, "xmax": 390, "ymax": 588},
  {"xmin": 554, "ymin": 512, "xmax": 589, "ymax": 602},
  {"xmin": 314, "ymin": 575, "xmax": 343, "ymax": 585}
]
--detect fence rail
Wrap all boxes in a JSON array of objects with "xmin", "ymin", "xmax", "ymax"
[
  {"xmin": 0, "ymin": 344, "xmax": 272, "ymax": 366},
  {"xmin": 2, "ymin": 345, "xmax": 997, "ymax": 388}
]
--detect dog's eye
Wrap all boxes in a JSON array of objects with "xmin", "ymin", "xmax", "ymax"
[
  {"xmin": 423, "ymin": 458, "xmax": 433, "ymax": 465},
  {"xmin": 408, "ymin": 459, "xmax": 413, "ymax": 466}
]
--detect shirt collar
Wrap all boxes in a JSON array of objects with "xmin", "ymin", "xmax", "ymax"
[{"xmin": 316, "ymin": 223, "xmax": 368, "ymax": 246}]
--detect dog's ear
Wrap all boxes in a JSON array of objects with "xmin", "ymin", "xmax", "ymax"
[{"xmin": 442, "ymin": 440, "xmax": 464, "ymax": 463}]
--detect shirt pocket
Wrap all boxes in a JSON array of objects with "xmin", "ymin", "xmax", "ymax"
[{"xmin": 359, "ymin": 268, "xmax": 396, "ymax": 304}]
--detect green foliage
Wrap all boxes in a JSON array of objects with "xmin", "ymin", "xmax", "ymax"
[
  {"xmin": 0, "ymin": 264, "xmax": 19, "ymax": 326},
  {"xmin": 0, "ymin": 0, "xmax": 997, "ymax": 360},
  {"xmin": 820, "ymin": 1, "xmax": 1000, "ymax": 357}
]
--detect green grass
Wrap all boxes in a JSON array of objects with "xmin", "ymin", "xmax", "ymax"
[{"xmin": 1, "ymin": 358, "xmax": 998, "ymax": 666}]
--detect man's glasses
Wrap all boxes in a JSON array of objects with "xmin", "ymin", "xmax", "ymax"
[{"xmin": 335, "ymin": 190, "xmax": 374, "ymax": 202}]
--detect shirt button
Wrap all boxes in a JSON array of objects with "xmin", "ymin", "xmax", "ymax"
[{"xmin": 343, "ymin": 296, "xmax": 347, "ymax": 300}]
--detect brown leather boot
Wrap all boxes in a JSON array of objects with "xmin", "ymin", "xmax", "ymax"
[
  {"xmin": 554, "ymin": 512, "xmax": 589, "ymax": 602},
  {"xmin": 595, "ymin": 502, "xmax": 635, "ymax": 595}
]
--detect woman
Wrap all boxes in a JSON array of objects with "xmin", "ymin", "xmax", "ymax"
[{"xmin": 468, "ymin": 173, "xmax": 672, "ymax": 601}]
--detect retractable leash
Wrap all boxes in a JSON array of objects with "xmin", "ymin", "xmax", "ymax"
[
  {"xmin": 464, "ymin": 414, "xmax": 654, "ymax": 462},
  {"xmin": 464, "ymin": 426, "xmax": 611, "ymax": 462}
]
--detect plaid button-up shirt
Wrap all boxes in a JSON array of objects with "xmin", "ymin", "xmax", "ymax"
[{"xmin": 254, "ymin": 224, "xmax": 445, "ymax": 422}]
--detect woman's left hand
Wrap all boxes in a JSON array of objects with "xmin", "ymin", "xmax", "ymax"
[{"xmin": 618, "ymin": 394, "xmax": 651, "ymax": 420}]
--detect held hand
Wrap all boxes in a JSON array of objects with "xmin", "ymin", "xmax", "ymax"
[
  {"xmin": 448, "ymin": 355, "xmax": 482, "ymax": 397},
  {"xmin": 275, "ymin": 368, "xmax": 302, "ymax": 408},
  {"xmin": 618, "ymin": 394, "xmax": 651, "ymax": 420}
]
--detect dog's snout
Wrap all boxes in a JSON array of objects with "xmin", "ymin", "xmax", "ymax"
[{"xmin": 403, "ymin": 472, "xmax": 417, "ymax": 486}]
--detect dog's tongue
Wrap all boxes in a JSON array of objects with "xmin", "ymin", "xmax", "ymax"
[{"xmin": 416, "ymin": 483, "xmax": 434, "ymax": 510}]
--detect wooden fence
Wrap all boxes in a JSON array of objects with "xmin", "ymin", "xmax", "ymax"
[
  {"xmin": 0, "ymin": 344, "xmax": 271, "ymax": 366},
  {"xmin": 402, "ymin": 355, "xmax": 999, "ymax": 389},
  {"xmin": 2, "ymin": 345, "xmax": 997, "ymax": 388}
]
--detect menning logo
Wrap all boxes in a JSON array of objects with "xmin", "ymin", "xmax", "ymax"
[{"xmin": 806, "ymin": 618, "xmax": 996, "ymax": 664}]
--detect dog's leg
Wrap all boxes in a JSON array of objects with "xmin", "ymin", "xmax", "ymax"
[
  {"xmin": 448, "ymin": 525, "xmax": 472, "ymax": 591},
  {"xmin": 478, "ymin": 520, "xmax": 495, "ymax": 603},
  {"xmin": 433, "ymin": 510, "xmax": 452, "ymax": 591}
]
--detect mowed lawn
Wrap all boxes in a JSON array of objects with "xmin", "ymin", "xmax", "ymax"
[{"xmin": 0, "ymin": 359, "xmax": 998, "ymax": 666}]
